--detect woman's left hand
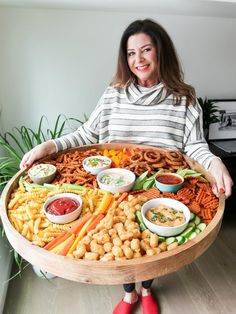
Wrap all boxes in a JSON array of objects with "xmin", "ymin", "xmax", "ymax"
[{"xmin": 208, "ymin": 158, "xmax": 233, "ymax": 198}]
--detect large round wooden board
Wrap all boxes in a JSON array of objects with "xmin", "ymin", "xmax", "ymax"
[{"xmin": 0, "ymin": 143, "xmax": 225, "ymax": 284}]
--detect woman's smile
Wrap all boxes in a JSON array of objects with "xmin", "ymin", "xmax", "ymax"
[{"xmin": 136, "ymin": 64, "xmax": 150, "ymax": 71}]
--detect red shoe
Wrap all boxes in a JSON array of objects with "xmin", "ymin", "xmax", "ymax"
[
  {"xmin": 142, "ymin": 295, "xmax": 159, "ymax": 314},
  {"xmin": 113, "ymin": 299, "xmax": 138, "ymax": 314}
]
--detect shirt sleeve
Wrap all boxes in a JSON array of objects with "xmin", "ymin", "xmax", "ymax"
[
  {"xmin": 183, "ymin": 100, "xmax": 220, "ymax": 169},
  {"xmin": 53, "ymin": 93, "xmax": 105, "ymax": 152}
]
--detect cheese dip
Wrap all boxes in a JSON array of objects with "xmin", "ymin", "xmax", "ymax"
[{"xmin": 146, "ymin": 204, "xmax": 185, "ymax": 227}]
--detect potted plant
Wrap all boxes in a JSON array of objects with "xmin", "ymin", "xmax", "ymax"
[
  {"xmin": 197, "ymin": 97, "xmax": 220, "ymax": 140},
  {"xmin": 0, "ymin": 114, "xmax": 85, "ymax": 191},
  {"xmin": 0, "ymin": 114, "xmax": 85, "ymax": 280}
]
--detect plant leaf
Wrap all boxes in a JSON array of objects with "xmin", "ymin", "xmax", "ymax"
[
  {"xmin": 13, "ymin": 250, "xmax": 23, "ymax": 270},
  {"xmin": 0, "ymin": 113, "xmax": 86, "ymax": 190}
]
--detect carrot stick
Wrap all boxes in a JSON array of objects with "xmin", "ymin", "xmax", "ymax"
[
  {"xmin": 43, "ymin": 231, "xmax": 67, "ymax": 250},
  {"xmin": 67, "ymin": 216, "xmax": 95, "ymax": 255},
  {"xmin": 69, "ymin": 213, "xmax": 93, "ymax": 235},
  {"xmin": 58, "ymin": 236, "xmax": 76, "ymax": 256},
  {"xmin": 103, "ymin": 199, "xmax": 117, "ymax": 215},
  {"xmin": 95, "ymin": 192, "xmax": 113, "ymax": 214},
  {"xmin": 77, "ymin": 216, "xmax": 95, "ymax": 239},
  {"xmin": 66, "ymin": 234, "xmax": 80, "ymax": 255},
  {"xmin": 50, "ymin": 234, "xmax": 75, "ymax": 254},
  {"xmin": 117, "ymin": 192, "xmax": 128, "ymax": 203},
  {"xmin": 86, "ymin": 214, "xmax": 104, "ymax": 234},
  {"xmin": 44, "ymin": 214, "xmax": 92, "ymax": 251},
  {"xmin": 44, "ymin": 231, "xmax": 71, "ymax": 251}
]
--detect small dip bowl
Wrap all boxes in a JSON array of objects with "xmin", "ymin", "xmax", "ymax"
[
  {"xmin": 43, "ymin": 193, "xmax": 82, "ymax": 224},
  {"xmin": 155, "ymin": 173, "xmax": 184, "ymax": 193},
  {"xmin": 97, "ymin": 168, "xmax": 136, "ymax": 194},
  {"xmin": 28, "ymin": 163, "xmax": 57, "ymax": 185},
  {"xmin": 82, "ymin": 155, "xmax": 112, "ymax": 175},
  {"xmin": 141, "ymin": 198, "xmax": 191, "ymax": 237}
]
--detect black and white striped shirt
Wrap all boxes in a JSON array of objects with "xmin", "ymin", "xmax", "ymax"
[{"xmin": 54, "ymin": 83, "xmax": 217, "ymax": 169}]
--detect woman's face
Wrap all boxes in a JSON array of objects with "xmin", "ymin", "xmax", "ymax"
[{"xmin": 127, "ymin": 33, "xmax": 158, "ymax": 87}]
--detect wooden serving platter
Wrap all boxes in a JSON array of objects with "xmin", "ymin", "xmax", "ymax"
[{"xmin": 0, "ymin": 143, "xmax": 225, "ymax": 284}]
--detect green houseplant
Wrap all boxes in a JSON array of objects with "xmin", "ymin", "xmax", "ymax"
[
  {"xmin": 0, "ymin": 114, "xmax": 85, "ymax": 277},
  {"xmin": 0, "ymin": 114, "xmax": 85, "ymax": 191},
  {"xmin": 197, "ymin": 97, "xmax": 220, "ymax": 140}
]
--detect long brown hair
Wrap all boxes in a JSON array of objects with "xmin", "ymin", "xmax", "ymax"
[{"xmin": 111, "ymin": 19, "xmax": 195, "ymax": 105}]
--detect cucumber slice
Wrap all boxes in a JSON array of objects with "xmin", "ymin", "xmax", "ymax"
[
  {"xmin": 166, "ymin": 237, "xmax": 176, "ymax": 245},
  {"xmin": 188, "ymin": 231, "xmax": 197, "ymax": 240},
  {"xmin": 187, "ymin": 222, "xmax": 196, "ymax": 228},
  {"xmin": 158, "ymin": 236, "xmax": 166, "ymax": 243},
  {"xmin": 143, "ymin": 179, "xmax": 155, "ymax": 190},
  {"xmin": 136, "ymin": 211, "xmax": 147, "ymax": 231},
  {"xmin": 180, "ymin": 226, "xmax": 195, "ymax": 238},
  {"xmin": 132, "ymin": 171, "xmax": 149, "ymax": 190},
  {"xmin": 190, "ymin": 213, "xmax": 195, "ymax": 221},
  {"xmin": 198, "ymin": 223, "xmax": 207, "ymax": 232},
  {"xmin": 183, "ymin": 237, "xmax": 188, "ymax": 243},
  {"xmin": 176, "ymin": 236, "xmax": 185, "ymax": 245},
  {"xmin": 140, "ymin": 223, "xmax": 147, "ymax": 231},
  {"xmin": 195, "ymin": 228, "xmax": 201, "ymax": 234},
  {"xmin": 194, "ymin": 215, "xmax": 201, "ymax": 226},
  {"xmin": 136, "ymin": 211, "xmax": 143, "ymax": 225}
]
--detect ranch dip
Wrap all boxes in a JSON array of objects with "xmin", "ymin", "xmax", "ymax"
[
  {"xmin": 84, "ymin": 157, "xmax": 110, "ymax": 169},
  {"xmin": 100, "ymin": 173, "xmax": 131, "ymax": 187}
]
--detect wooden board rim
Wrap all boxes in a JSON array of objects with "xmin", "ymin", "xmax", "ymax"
[{"xmin": 0, "ymin": 143, "xmax": 225, "ymax": 284}]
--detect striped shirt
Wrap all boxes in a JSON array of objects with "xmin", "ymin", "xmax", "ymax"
[{"xmin": 54, "ymin": 82, "xmax": 217, "ymax": 169}]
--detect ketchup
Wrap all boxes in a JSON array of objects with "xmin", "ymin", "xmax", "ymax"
[
  {"xmin": 156, "ymin": 174, "xmax": 182, "ymax": 185},
  {"xmin": 47, "ymin": 197, "xmax": 79, "ymax": 215}
]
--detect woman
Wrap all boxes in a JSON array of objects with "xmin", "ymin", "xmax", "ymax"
[{"xmin": 21, "ymin": 19, "xmax": 233, "ymax": 314}]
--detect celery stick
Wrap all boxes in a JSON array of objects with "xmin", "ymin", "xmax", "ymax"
[
  {"xmin": 21, "ymin": 176, "xmax": 45, "ymax": 191},
  {"xmin": 61, "ymin": 183, "xmax": 86, "ymax": 191},
  {"xmin": 43, "ymin": 183, "xmax": 59, "ymax": 191}
]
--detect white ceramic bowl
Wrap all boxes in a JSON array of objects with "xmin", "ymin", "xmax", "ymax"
[
  {"xmin": 97, "ymin": 168, "xmax": 136, "ymax": 194},
  {"xmin": 29, "ymin": 163, "xmax": 57, "ymax": 185},
  {"xmin": 43, "ymin": 193, "xmax": 82, "ymax": 224},
  {"xmin": 141, "ymin": 198, "xmax": 191, "ymax": 237},
  {"xmin": 82, "ymin": 155, "xmax": 112, "ymax": 175}
]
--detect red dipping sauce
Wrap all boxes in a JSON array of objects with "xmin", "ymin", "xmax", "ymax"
[
  {"xmin": 156, "ymin": 174, "xmax": 183, "ymax": 185},
  {"xmin": 46, "ymin": 197, "xmax": 79, "ymax": 216}
]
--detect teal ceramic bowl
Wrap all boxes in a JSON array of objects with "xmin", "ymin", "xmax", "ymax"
[{"xmin": 155, "ymin": 173, "xmax": 184, "ymax": 193}]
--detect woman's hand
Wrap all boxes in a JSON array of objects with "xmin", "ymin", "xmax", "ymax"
[
  {"xmin": 20, "ymin": 140, "xmax": 57, "ymax": 169},
  {"xmin": 208, "ymin": 158, "xmax": 233, "ymax": 199}
]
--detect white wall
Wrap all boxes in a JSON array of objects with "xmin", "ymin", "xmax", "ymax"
[{"xmin": 0, "ymin": 7, "xmax": 236, "ymax": 132}]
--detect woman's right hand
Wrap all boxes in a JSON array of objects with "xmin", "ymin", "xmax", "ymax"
[
  {"xmin": 20, "ymin": 140, "xmax": 57, "ymax": 169},
  {"xmin": 208, "ymin": 158, "xmax": 233, "ymax": 199}
]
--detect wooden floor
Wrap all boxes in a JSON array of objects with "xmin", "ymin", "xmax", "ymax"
[{"xmin": 3, "ymin": 214, "xmax": 236, "ymax": 314}]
